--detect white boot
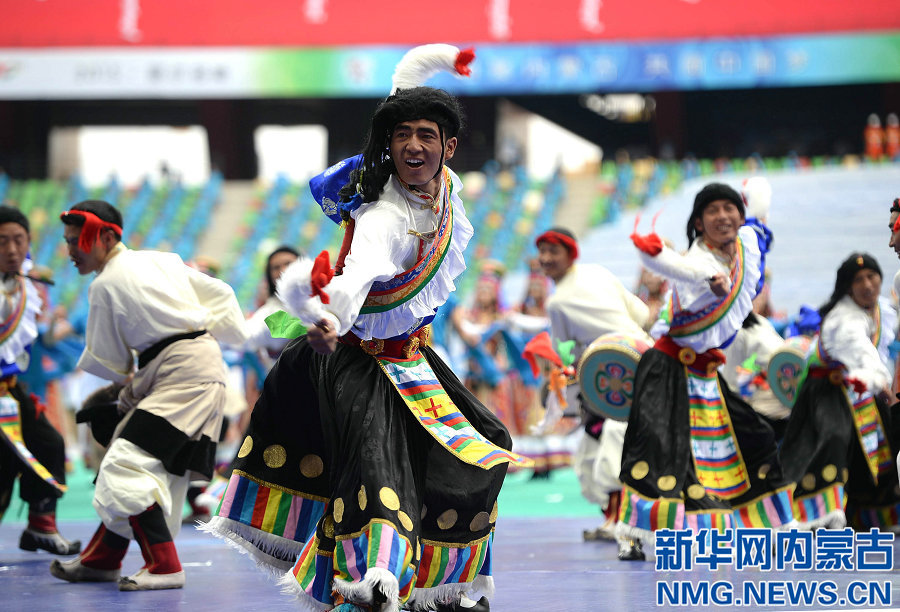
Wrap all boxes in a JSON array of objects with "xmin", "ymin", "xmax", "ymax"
[{"xmin": 118, "ymin": 568, "xmax": 186, "ymax": 591}]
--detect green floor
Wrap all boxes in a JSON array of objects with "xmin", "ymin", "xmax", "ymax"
[{"xmin": 3, "ymin": 461, "xmax": 600, "ymax": 524}]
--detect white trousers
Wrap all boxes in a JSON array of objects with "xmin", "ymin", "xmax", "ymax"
[
  {"xmin": 573, "ymin": 419, "xmax": 627, "ymax": 511},
  {"xmin": 93, "ymin": 437, "xmax": 189, "ymax": 540}
]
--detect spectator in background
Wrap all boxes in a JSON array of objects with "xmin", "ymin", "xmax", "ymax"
[
  {"xmin": 886, "ymin": 114, "xmax": 900, "ymax": 161},
  {"xmin": 239, "ymin": 245, "xmax": 300, "ymax": 423},
  {"xmin": 865, "ymin": 113, "xmax": 885, "ymax": 161},
  {"xmin": 450, "ymin": 261, "xmax": 512, "ymax": 424}
]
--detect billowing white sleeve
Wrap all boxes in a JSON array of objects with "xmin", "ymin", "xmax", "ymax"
[
  {"xmin": 278, "ymin": 203, "xmax": 409, "ymax": 336},
  {"xmin": 547, "ymin": 300, "xmax": 570, "ymax": 348},
  {"xmin": 637, "ymin": 245, "xmax": 715, "ymax": 286},
  {"xmin": 828, "ymin": 314, "xmax": 892, "ymax": 392},
  {"xmin": 616, "ymin": 276, "xmax": 650, "ymax": 329},
  {"xmin": 243, "ymin": 302, "xmax": 279, "ymax": 352},
  {"xmin": 186, "ymin": 266, "xmax": 249, "ymax": 347},
  {"xmin": 78, "ymin": 287, "xmax": 134, "ymax": 383}
]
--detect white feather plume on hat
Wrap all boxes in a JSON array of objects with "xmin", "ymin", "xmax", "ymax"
[
  {"xmin": 390, "ymin": 44, "xmax": 475, "ymax": 94},
  {"xmin": 741, "ymin": 176, "xmax": 772, "ymax": 221}
]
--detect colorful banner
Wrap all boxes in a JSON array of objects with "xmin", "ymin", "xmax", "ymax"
[
  {"xmin": 1, "ymin": 32, "xmax": 899, "ymax": 99},
  {"xmin": 2, "ymin": 0, "xmax": 897, "ymax": 47}
]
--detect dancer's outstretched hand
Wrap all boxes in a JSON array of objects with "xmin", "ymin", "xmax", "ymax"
[{"xmin": 307, "ymin": 319, "xmax": 338, "ymax": 354}]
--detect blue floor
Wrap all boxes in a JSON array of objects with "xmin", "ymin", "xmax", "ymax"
[{"xmin": 3, "ymin": 517, "xmax": 900, "ymax": 611}]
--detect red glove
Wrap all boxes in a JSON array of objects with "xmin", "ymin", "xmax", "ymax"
[
  {"xmin": 846, "ymin": 377, "xmax": 867, "ymax": 394},
  {"xmin": 455, "ymin": 48, "xmax": 476, "ymax": 76},
  {"xmin": 309, "ymin": 250, "xmax": 335, "ymax": 305},
  {"xmin": 630, "ymin": 232, "xmax": 663, "ymax": 256}
]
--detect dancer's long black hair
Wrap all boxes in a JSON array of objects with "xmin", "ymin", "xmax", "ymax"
[{"xmin": 336, "ymin": 87, "xmax": 465, "ymax": 221}]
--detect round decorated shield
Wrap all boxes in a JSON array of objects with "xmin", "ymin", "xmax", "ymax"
[
  {"xmin": 577, "ymin": 333, "xmax": 651, "ymax": 421},
  {"xmin": 767, "ymin": 335, "xmax": 813, "ymax": 409}
]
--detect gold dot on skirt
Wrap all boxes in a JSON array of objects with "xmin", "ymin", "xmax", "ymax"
[
  {"xmin": 631, "ymin": 461, "xmax": 650, "ymax": 480},
  {"xmin": 489, "ymin": 501, "xmax": 498, "ymax": 524},
  {"xmin": 469, "ymin": 512, "xmax": 491, "ymax": 532},
  {"xmin": 757, "ymin": 463, "xmax": 771, "ymax": 480},
  {"xmin": 358, "ymin": 486, "xmax": 367, "ymax": 511},
  {"xmin": 437, "ymin": 509, "xmax": 458, "ymax": 530},
  {"xmin": 300, "ymin": 454, "xmax": 324, "ymax": 478},
  {"xmin": 379, "ymin": 487, "xmax": 400, "ymax": 511},
  {"xmin": 822, "ymin": 464, "xmax": 838, "ymax": 482},
  {"xmin": 323, "ymin": 515, "xmax": 335, "ymax": 538},
  {"xmin": 687, "ymin": 484, "xmax": 706, "ymax": 500},
  {"xmin": 657, "ymin": 475, "xmax": 677, "ymax": 491},
  {"xmin": 333, "ymin": 498, "xmax": 345, "ymax": 523},
  {"xmin": 801, "ymin": 473, "xmax": 816, "ymax": 490},
  {"xmin": 398, "ymin": 511, "xmax": 414, "ymax": 532},
  {"xmin": 237, "ymin": 436, "xmax": 253, "ymax": 458},
  {"xmin": 263, "ymin": 444, "xmax": 287, "ymax": 468}
]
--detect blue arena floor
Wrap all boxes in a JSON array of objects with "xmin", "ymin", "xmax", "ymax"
[{"xmin": 3, "ymin": 515, "xmax": 900, "ymax": 611}]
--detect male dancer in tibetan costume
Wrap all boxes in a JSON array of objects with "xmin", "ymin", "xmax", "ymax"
[
  {"xmin": 887, "ymin": 198, "xmax": 900, "ymax": 398},
  {"xmin": 203, "ymin": 46, "xmax": 525, "ymax": 612},
  {"xmin": 779, "ymin": 253, "xmax": 899, "ymax": 530},
  {"xmin": 0, "ymin": 205, "xmax": 80, "ymax": 556},
  {"xmin": 535, "ymin": 227, "xmax": 651, "ymax": 557},
  {"xmin": 50, "ymin": 199, "xmax": 248, "ymax": 590},
  {"xmin": 617, "ymin": 183, "xmax": 794, "ymax": 553}
]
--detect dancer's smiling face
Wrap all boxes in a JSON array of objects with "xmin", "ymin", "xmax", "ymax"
[
  {"xmin": 694, "ymin": 199, "xmax": 745, "ymax": 249},
  {"xmin": 390, "ymin": 119, "xmax": 456, "ymax": 198}
]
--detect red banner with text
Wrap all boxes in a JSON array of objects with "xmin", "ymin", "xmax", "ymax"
[{"xmin": 3, "ymin": 0, "xmax": 898, "ymax": 48}]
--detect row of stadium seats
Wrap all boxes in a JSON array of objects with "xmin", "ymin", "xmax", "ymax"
[{"xmin": 0, "ymin": 152, "xmax": 886, "ymax": 317}]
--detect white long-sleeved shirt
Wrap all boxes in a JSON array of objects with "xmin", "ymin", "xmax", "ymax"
[
  {"xmin": 281, "ymin": 170, "xmax": 473, "ymax": 340},
  {"xmin": 640, "ymin": 224, "xmax": 765, "ymax": 353},
  {"xmin": 79, "ymin": 244, "xmax": 248, "ymax": 383},
  {"xmin": 820, "ymin": 295, "xmax": 895, "ymax": 393},
  {"xmin": 546, "ymin": 263, "xmax": 651, "ymax": 363}
]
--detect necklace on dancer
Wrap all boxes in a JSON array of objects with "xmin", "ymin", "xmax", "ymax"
[{"xmin": 400, "ymin": 180, "xmax": 441, "ymax": 244}]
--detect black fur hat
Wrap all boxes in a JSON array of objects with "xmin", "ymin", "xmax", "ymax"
[{"xmin": 686, "ymin": 183, "xmax": 745, "ymax": 245}]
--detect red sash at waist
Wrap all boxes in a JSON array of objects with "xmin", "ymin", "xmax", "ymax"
[
  {"xmin": 654, "ymin": 334, "xmax": 726, "ymax": 375},
  {"xmin": 338, "ymin": 327, "xmax": 431, "ymax": 359}
]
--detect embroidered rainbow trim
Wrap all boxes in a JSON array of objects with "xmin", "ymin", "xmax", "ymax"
[
  {"xmin": 216, "ymin": 470, "xmax": 326, "ymax": 543},
  {"xmin": 848, "ymin": 392, "xmax": 892, "ymax": 483},
  {"xmin": 793, "ymin": 482, "xmax": 844, "ymax": 524},
  {"xmin": 376, "ymin": 353, "xmax": 531, "ymax": 469},
  {"xmin": 0, "ymin": 278, "xmax": 26, "ymax": 346},
  {"xmin": 730, "ymin": 486, "xmax": 794, "ymax": 529},
  {"xmin": 416, "ymin": 533, "xmax": 493, "ymax": 589},
  {"xmin": 618, "ymin": 486, "xmax": 686, "ymax": 532},
  {"xmin": 360, "ymin": 171, "xmax": 453, "ymax": 314},
  {"xmin": 619, "ymin": 484, "xmax": 793, "ymax": 534},
  {"xmin": 847, "ymin": 499, "xmax": 900, "ymax": 531},
  {"xmin": 686, "ymin": 367, "xmax": 750, "ymax": 499},
  {"xmin": 0, "ymin": 394, "xmax": 66, "ymax": 494},
  {"xmin": 669, "ymin": 236, "xmax": 745, "ymax": 337}
]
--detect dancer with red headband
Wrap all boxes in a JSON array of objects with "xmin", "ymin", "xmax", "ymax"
[
  {"xmin": 535, "ymin": 226, "xmax": 652, "ymax": 560},
  {"xmin": 616, "ymin": 182, "xmax": 794, "ymax": 556},
  {"xmin": 0, "ymin": 205, "xmax": 80, "ymax": 557},
  {"xmin": 203, "ymin": 45, "xmax": 522, "ymax": 612},
  {"xmin": 50, "ymin": 199, "xmax": 248, "ymax": 591}
]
